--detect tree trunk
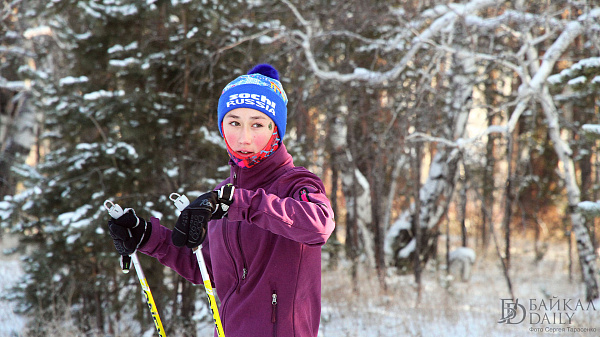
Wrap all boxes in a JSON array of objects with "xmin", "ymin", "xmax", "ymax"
[
  {"xmin": 412, "ymin": 144, "xmax": 423, "ymax": 303},
  {"xmin": 459, "ymin": 165, "xmax": 468, "ymax": 247},
  {"xmin": 385, "ymin": 51, "xmax": 474, "ymax": 270},
  {"xmin": 0, "ymin": 90, "xmax": 36, "ymax": 196},
  {"xmin": 539, "ymin": 88, "xmax": 599, "ymax": 301},
  {"xmin": 481, "ymin": 133, "xmax": 495, "ymax": 249},
  {"xmin": 523, "ymin": 22, "xmax": 599, "ymax": 301},
  {"xmin": 330, "ymin": 106, "xmax": 375, "ymax": 278},
  {"xmin": 502, "ymin": 132, "xmax": 515, "ymax": 269}
]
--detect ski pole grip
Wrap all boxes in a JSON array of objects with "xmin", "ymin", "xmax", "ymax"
[
  {"xmin": 104, "ymin": 200, "xmax": 131, "ymax": 273},
  {"xmin": 104, "ymin": 200, "xmax": 125, "ymax": 219},
  {"xmin": 169, "ymin": 193, "xmax": 190, "ymax": 212}
]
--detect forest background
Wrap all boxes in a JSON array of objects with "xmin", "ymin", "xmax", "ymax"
[{"xmin": 1, "ymin": 0, "xmax": 600, "ymax": 336}]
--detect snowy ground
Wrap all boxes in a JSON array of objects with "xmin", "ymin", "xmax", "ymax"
[
  {"xmin": 317, "ymin": 239, "xmax": 600, "ymax": 337},
  {"xmin": 2, "ymin": 236, "xmax": 599, "ymax": 336},
  {"xmin": 0, "ymin": 234, "xmax": 26, "ymax": 336}
]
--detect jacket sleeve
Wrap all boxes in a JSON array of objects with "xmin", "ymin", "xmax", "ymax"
[
  {"xmin": 226, "ymin": 170, "xmax": 335, "ymax": 246},
  {"xmin": 138, "ymin": 217, "xmax": 206, "ymax": 285}
]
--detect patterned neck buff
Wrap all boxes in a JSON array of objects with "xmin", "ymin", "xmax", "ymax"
[{"xmin": 224, "ymin": 125, "xmax": 280, "ymax": 169}]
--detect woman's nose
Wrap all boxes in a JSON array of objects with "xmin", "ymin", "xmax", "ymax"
[{"xmin": 238, "ymin": 127, "xmax": 252, "ymax": 144}]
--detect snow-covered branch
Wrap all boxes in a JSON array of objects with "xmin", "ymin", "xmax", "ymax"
[
  {"xmin": 465, "ymin": 10, "xmax": 565, "ymax": 33},
  {"xmin": 406, "ymin": 132, "xmax": 460, "ymax": 148},
  {"xmin": 283, "ymin": 0, "xmax": 497, "ymax": 84},
  {"xmin": 582, "ymin": 124, "xmax": 600, "ymax": 137},
  {"xmin": 578, "ymin": 201, "xmax": 600, "ymax": 217}
]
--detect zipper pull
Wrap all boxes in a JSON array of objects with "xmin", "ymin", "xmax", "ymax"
[
  {"xmin": 242, "ymin": 268, "xmax": 247, "ymax": 280},
  {"xmin": 271, "ymin": 292, "xmax": 278, "ymax": 323}
]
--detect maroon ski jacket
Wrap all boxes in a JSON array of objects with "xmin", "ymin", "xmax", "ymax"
[{"xmin": 140, "ymin": 144, "xmax": 335, "ymax": 336}]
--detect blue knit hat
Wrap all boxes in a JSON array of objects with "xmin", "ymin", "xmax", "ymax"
[{"xmin": 218, "ymin": 64, "xmax": 288, "ymax": 139}]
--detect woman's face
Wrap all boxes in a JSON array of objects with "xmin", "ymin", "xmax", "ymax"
[{"xmin": 222, "ymin": 108, "xmax": 274, "ymax": 159}]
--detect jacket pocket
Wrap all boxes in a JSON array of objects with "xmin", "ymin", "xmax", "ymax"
[{"xmin": 271, "ymin": 290, "xmax": 278, "ymax": 337}]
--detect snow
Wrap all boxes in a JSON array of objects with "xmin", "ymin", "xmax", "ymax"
[
  {"xmin": 57, "ymin": 204, "xmax": 93, "ymax": 228},
  {"xmin": 384, "ymin": 211, "xmax": 413, "ymax": 257},
  {"xmin": 553, "ymin": 57, "xmax": 600, "ymax": 81},
  {"xmin": 0, "ymin": 201, "xmax": 12, "ymax": 221},
  {"xmin": 573, "ymin": 57, "xmax": 600, "ymax": 69},
  {"xmin": 547, "ymin": 73, "xmax": 562, "ymax": 85},
  {"xmin": 88, "ymin": 2, "xmax": 139, "ymax": 17},
  {"xmin": 0, "ymin": 236, "xmax": 26, "ymax": 336},
  {"xmin": 1, "ymin": 235, "xmax": 600, "ymax": 336},
  {"xmin": 186, "ymin": 26, "xmax": 199, "ymax": 39},
  {"xmin": 398, "ymin": 238, "xmax": 416, "ymax": 258},
  {"xmin": 23, "ymin": 25, "xmax": 52, "ymax": 39},
  {"xmin": 352, "ymin": 67, "xmax": 370, "ymax": 76},
  {"xmin": 75, "ymin": 31, "xmax": 93, "ymax": 40},
  {"xmin": 109, "ymin": 57, "xmax": 140, "ymax": 67},
  {"xmin": 258, "ymin": 35, "xmax": 274, "ymax": 44},
  {"xmin": 59, "ymin": 76, "xmax": 89, "ymax": 86},
  {"xmin": 105, "ymin": 142, "xmax": 138, "ymax": 158},
  {"xmin": 579, "ymin": 7, "xmax": 600, "ymax": 21},
  {"xmin": 567, "ymin": 76, "xmax": 586, "ymax": 86},
  {"xmin": 582, "ymin": 124, "xmax": 600, "ymax": 136},
  {"xmin": 0, "ymin": 80, "xmax": 26, "ymax": 90},
  {"xmin": 108, "ymin": 41, "xmax": 138, "ymax": 54},
  {"xmin": 83, "ymin": 90, "xmax": 125, "ymax": 100},
  {"xmin": 449, "ymin": 246, "xmax": 476, "ymax": 263},
  {"xmin": 577, "ymin": 200, "xmax": 600, "ymax": 215},
  {"xmin": 199, "ymin": 126, "xmax": 225, "ymax": 146}
]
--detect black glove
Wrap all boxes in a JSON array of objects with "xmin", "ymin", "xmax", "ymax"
[
  {"xmin": 212, "ymin": 184, "xmax": 235, "ymax": 220},
  {"xmin": 171, "ymin": 185, "xmax": 235, "ymax": 248},
  {"xmin": 172, "ymin": 191, "xmax": 217, "ymax": 248},
  {"xmin": 107, "ymin": 209, "xmax": 152, "ymax": 256}
]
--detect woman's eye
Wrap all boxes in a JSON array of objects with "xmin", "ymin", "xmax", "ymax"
[
  {"xmin": 229, "ymin": 121, "xmax": 240, "ymax": 127},
  {"xmin": 252, "ymin": 123, "xmax": 264, "ymax": 128}
]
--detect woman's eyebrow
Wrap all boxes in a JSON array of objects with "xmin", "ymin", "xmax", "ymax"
[{"xmin": 225, "ymin": 114, "xmax": 267, "ymax": 120}]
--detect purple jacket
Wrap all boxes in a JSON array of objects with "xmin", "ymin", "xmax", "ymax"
[{"xmin": 140, "ymin": 144, "xmax": 335, "ymax": 337}]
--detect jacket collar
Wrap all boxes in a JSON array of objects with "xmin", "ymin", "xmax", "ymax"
[{"xmin": 229, "ymin": 143, "xmax": 294, "ymax": 190}]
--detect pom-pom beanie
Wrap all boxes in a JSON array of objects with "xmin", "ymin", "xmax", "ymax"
[{"xmin": 217, "ymin": 64, "xmax": 288, "ymax": 140}]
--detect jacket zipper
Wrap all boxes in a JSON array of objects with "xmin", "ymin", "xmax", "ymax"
[
  {"xmin": 231, "ymin": 168, "xmax": 248, "ymax": 293},
  {"xmin": 221, "ymin": 220, "xmax": 239, "ymax": 324},
  {"xmin": 234, "ymin": 223, "xmax": 248, "ymax": 294},
  {"xmin": 271, "ymin": 291, "xmax": 278, "ymax": 337},
  {"xmin": 237, "ymin": 224, "xmax": 248, "ymax": 281}
]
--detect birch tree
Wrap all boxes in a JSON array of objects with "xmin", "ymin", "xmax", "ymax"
[
  {"xmin": 283, "ymin": 0, "xmax": 495, "ymax": 272},
  {"xmin": 282, "ymin": 0, "xmax": 600, "ymax": 299},
  {"xmin": 459, "ymin": 3, "xmax": 600, "ymax": 300}
]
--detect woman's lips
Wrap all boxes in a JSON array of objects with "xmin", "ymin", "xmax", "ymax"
[{"xmin": 236, "ymin": 150, "xmax": 254, "ymax": 158}]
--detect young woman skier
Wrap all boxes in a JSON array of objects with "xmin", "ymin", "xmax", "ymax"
[{"xmin": 107, "ymin": 64, "xmax": 336, "ymax": 337}]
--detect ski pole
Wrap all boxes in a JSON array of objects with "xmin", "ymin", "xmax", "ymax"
[
  {"xmin": 104, "ymin": 200, "xmax": 167, "ymax": 337},
  {"xmin": 169, "ymin": 193, "xmax": 225, "ymax": 337}
]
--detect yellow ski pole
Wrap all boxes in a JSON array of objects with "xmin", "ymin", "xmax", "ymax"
[
  {"xmin": 170, "ymin": 193, "xmax": 225, "ymax": 337},
  {"xmin": 104, "ymin": 200, "xmax": 167, "ymax": 337}
]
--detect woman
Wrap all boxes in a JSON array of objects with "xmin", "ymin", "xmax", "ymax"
[{"xmin": 107, "ymin": 64, "xmax": 336, "ymax": 337}]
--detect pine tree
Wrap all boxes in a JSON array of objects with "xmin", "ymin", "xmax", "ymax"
[{"xmin": 5, "ymin": 0, "xmax": 292, "ymax": 334}]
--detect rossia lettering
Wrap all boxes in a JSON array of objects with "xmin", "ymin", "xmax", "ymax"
[{"xmin": 227, "ymin": 93, "xmax": 276, "ymax": 115}]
